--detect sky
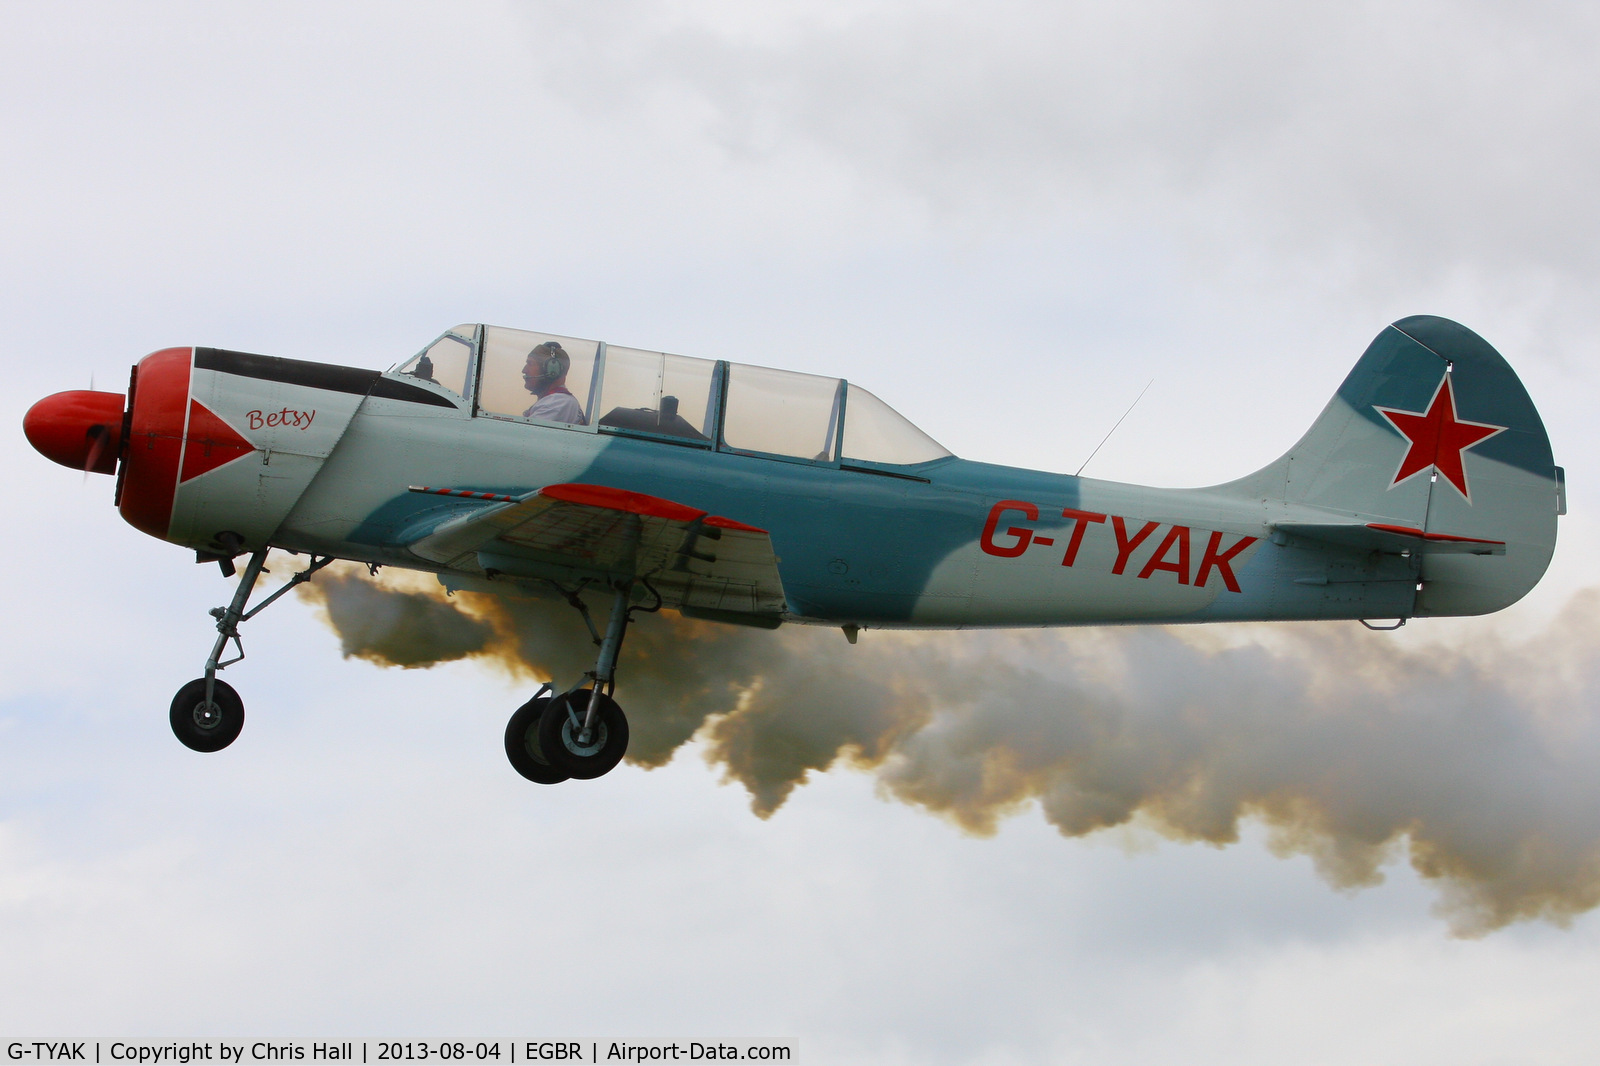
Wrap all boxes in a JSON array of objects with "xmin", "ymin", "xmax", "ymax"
[{"xmin": 4, "ymin": 2, "xmax": 1600, "ymax": 1062}]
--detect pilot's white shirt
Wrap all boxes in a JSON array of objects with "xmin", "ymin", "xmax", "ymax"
[{"xmin": 523, "ymin": 389, "xmax": 586, "ymax": 425}]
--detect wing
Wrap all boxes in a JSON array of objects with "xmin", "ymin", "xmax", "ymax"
[{"xmin": 406, "ymin": 483, "xmax": 787, "ymax": 619}]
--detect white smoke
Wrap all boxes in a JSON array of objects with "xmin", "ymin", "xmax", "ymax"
[{"xmin": 299, "ymin": 563, "xmax": 1600, "ymax": 935}]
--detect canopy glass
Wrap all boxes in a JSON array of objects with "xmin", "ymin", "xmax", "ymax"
[{"xmin": 391, "ymin": 325, "xmax": 952, "ymax": 465}]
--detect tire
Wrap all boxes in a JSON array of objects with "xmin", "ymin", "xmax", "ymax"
[
  {"xmin": 538, "ymin": 689, "xmax": 629, "ymax": 780},
  {"xmin": 504, "ymin": 696, "xmax": 571, "ymax": 784},
  {"xmin": 169, "ymin": 678, "xmax": 245, "ymax": 752}
]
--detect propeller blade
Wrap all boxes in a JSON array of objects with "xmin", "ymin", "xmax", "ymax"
[{"xmin": 82, "ymin": 423, "xmax": 111, "ymax": 479}]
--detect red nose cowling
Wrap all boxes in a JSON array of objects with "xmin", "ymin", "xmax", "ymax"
[{"xmin": 23, "ymin": 390, "xmax": 126, "ymax": 474}]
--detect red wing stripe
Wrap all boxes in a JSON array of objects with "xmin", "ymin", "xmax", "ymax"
[
  {"xmin": 542, "ymin": 483, "xmax": 703, "ymax": 522},
  {"xmin": 1366, "ymin": 523, "xmax": 1505, "ymax": 545},
  {"xmin": 409, "ymin": 486, "xmax": 518, "ymax": 503},
  {"xmin": 704, "ymin": 515, "xmax": 768, "ymax": 533},
  {"xmin": 541, "ymin": 482, "xmax": 768, "ymax": 534}
]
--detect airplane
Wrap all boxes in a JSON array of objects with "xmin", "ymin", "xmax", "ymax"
[{"xmin": 23, "ymin": 316, "xmax": 1564, "ymax": 783}]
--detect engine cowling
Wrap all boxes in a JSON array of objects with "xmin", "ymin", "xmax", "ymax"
[{"xmin": 28, "ymin": 344, "xmax": 424, "ymax": 554}]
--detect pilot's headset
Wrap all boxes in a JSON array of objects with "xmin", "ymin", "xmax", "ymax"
[{"xmin": 530, "ymin": 342, "xmax": 568, "ymax": 386}]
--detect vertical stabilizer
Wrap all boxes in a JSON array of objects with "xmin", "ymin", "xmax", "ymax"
[{"xmin": 1224, "ymin": 316, "xmax": 1559, "ymax": 616}]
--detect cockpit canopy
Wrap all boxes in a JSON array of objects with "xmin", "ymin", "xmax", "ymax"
[{"xmin": 391, "ymin": 324, "xmax": 952, "ymax": 466}]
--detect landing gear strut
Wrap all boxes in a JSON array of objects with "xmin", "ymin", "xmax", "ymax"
[
  {"xmin": 169, "ymin": 547, "xmax": 333, "ymax": 753},
  {"xmin": 505, "ymin": 581, "xmax": 651, "ymax": 782}
]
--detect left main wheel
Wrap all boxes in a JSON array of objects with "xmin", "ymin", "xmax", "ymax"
[
  {"xmin": 504, "ymin": 695, "xmax": 571, "ymax": 784},
  {"xmin": 169, "ymin": 678, "xmax": 245, "ymax": 752}
]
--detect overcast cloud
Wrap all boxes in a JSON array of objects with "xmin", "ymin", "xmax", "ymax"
[{"xmin": 4, "ymin": 2, "xmax": 1600, "ymax": 1062}]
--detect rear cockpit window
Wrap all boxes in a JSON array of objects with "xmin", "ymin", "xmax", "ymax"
[
  {"xmin": 721, "ymin": 364, "xmax": 843, "ymax": 462},
  {"xmin": 593, "ymin": 346, "xmax": 717, "ymax": 443},
  {"xmin": 393, "ymin": 325, "xmax": 477, "ymax": 399}
]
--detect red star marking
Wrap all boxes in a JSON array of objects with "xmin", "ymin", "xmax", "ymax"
[{"xmin": 1374, "ymin": 375, "xmax": 1504, "ymax": 500}]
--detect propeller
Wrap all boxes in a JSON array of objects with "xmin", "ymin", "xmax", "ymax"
[
  {"xmin": 83, "ymin": 423, "xmax": 112, "ymax": 481},
  {"xmin": 78, "ymin": 372, "xmax": 116, "ymax": 482}
]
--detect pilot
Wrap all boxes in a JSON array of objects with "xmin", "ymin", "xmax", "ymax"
[{"xmin": 521, "ymin": 341, "xmax": 587, "ymax": 424}]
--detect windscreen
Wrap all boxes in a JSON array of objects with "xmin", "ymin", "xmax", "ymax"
[
  {"xmin": 841, "ymin": 383, "xmax": 952, "ymax": 465},
  {"xmin": 392, "ymin": 325, "xmax": 477, "ymax": 400}
]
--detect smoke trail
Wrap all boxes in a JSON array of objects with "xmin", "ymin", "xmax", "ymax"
[
  {"xmin": 298, "ymin": 563, "xmax": 1600, "ymax": 935},
  {"xmin": 303, "ymin": 565, "xmax": 497, "ymax": 668}
]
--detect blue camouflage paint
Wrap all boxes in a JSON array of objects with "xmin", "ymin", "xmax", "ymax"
[
  {"xmin": 561, "ymin": 444, "xmax": 1078, "ymax": 622},
  {"xmin": 1337, "ymin": 316, "xmax": 1554, "ymax": 477},
  {"xmin": 342, "ymin": 437, "xmax": 1101, "ymax": 623},
  {"xmin": 345, "ymin": 490, "xmax": 529, "ymax": 547}
]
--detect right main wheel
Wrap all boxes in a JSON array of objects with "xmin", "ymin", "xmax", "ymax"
[
  {"xmin": 538, "ymin": 689, "xmax": 629, "ymax": 780},
  {"xmin": 504, "ymin": 695, "xmax": 571, "ymax": 784}
]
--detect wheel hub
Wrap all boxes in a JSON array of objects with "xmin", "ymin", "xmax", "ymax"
[
  {"xmin": 190, "ymin": 701, "xmax": 222, "ymax": 731},
  {"xmin": 560, "ymin": 718, "xmax": 608, "ymax": 758}
]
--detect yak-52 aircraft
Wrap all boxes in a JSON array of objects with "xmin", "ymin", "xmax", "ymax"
[{"xmin": 24, "ymin": 316, "xmax": 1563, "ymax": 782}]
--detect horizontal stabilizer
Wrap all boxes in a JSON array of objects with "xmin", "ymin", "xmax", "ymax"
[
  {"xmin": 407, "ymin": 482, "xmax": 787, "ymax": 618},
  {"xmin": 1273, "ymin": 522, "xmax": 1506, "ymax": 556}
]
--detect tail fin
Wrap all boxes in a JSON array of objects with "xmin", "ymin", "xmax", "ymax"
[{"xmin": 1225, "ymin": 316, "xmax": 1560, "ymax": 616}]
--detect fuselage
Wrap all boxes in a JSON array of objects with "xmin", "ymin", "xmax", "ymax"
[{"xmin": 25, "ymin": 317, "xmax": 1560, "ymax": 631}]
